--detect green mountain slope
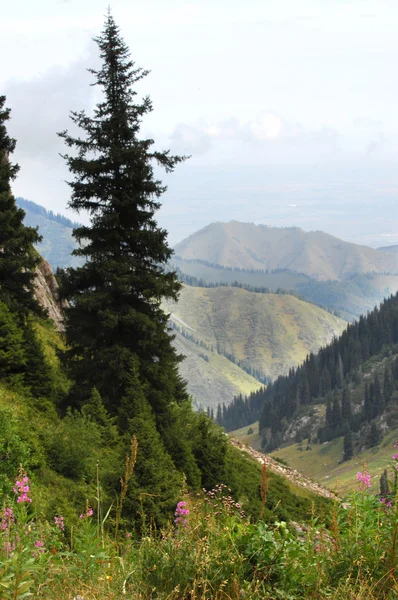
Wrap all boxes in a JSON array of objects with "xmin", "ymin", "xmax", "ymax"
[
  {"xmin": 171, "ymin": 332, "xmax": 261, "ymax": 410},
  {"xmin": 165, "ymin": 285, "xmax": 346, "ymax": 408},
  {"xmin": 175, "ymin": 221, "xmax": 398, "ymax": 281},
  {"xmin": 172, "ymin": 257, "xmax": 398, "ymax": 320},
  {"xmin": 16, "ymin": 197, "xmax": 82, "ymax": 270}
]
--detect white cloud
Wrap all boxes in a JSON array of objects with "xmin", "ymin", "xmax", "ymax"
[{"xmin": 169, "ymin": 112, "xmax": 340, "ymax": 155}]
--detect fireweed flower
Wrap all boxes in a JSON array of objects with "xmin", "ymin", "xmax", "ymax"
[
  {"xmin": 79, "ymin": 506, "xmax": 94, "ymax": 519},
  {"xmin": 54, "ymin": 515, "xmax": 65, "ymax": 531},
  {"xmin": 174, "ymin": 501, "xmax": 189, "ymax": 526},
  {"xmin": 1, "ymin": 507, "xmax": 14, "ymax": 530},
  {"xmin": 13, "ymin": 471, "xmax": 32, "ymax": 504},
  {"xmin": 356, "ymin": 471, "xmax": 371, "ymax": 489}
]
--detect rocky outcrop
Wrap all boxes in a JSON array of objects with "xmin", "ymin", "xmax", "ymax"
[
  {"xmin": 229, "ymin": 437, "xmax": 339, "ymax": 502},
  {"xmin": 34, "ymin": 259, "xmax": 65, "ymax": 330}
]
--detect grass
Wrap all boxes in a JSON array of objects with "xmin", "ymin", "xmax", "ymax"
[
  {"xmin": 270, "ymin": 429, "xmax": 398, "ymax": 496},
  {"xmin": 165, "ymin": 285, "xmax": 346, "ymax": 383},
  {"xmin": 229, "ymin": 421, "xmax": 262, "ymax": 450},
  {"xmin": 2, "ymin": 462, "xmax": 398, "ymax": 598}
]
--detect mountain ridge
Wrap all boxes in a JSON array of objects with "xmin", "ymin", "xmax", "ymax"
[
  {"xmin": 165, "ymin": 284, "xmax": 346, "ymax": 408},
  {"xmin": 175, "ymin": 221, "xmax": 398, "ymax": 281}
]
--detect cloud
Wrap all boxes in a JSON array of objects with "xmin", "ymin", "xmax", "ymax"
[
  {"xmin": 169, "ymin": 112, "xmax": 340, "ymax": 155},
  {"xmin": 4, "ymin": 43, "xmax": 98, "ymax": 164}
]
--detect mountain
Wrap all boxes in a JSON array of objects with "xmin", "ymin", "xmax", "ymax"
[
  {"xmin": 165, "ymin": 285, "xmax": 346, "ymax": 408},
  {"xmin": 16, "ymin": 197, "xmax": 82, "ymax": 270},
  {"xmin": 378, "ymin": 244, "xmax": 398, "ymax": 254},
  {"xmin": 221, "ymin": 291, "xmax": 398, "ymax": 457},
  {"xmin": 172, "ymin": 257, "xmax": 398, "ymax": 321},
  {"xmin": 175, "ymin": 221, "xmax": 398, "ymax": 281}
]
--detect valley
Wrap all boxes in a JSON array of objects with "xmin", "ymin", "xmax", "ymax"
[{"xmin": 165, "ymin": 284, "xmax": 346, "ymax": 408}]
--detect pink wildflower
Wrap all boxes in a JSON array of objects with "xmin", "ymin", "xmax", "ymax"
[
  {"xmin": 2, "ymin": 541, "xmax": 15, "ymax": 556},
  {"xmin": 356, "ymin": 471, "xmax": 371, "ymax": 489},
  {"xmin": 79, "ymin": 506, "xmax": 93, "ymax": 519},
  {"xmin": 13, "ymin": 472, "xmax": 32, "ymax": 504},
  {"xmin": 54, "ymin": 515, "xmax": 65, "ymax": 531},
  {"xmin": 174, "ymin": 500, "xmax": 189, "ymax": 527},
  {"xmin": 1, "ymin": 507, "xmax": 14, "ymax": 530}
]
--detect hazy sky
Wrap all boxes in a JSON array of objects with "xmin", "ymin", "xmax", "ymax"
[{"xmin": 2, "ymin": 0, "xmax": 398, "ymax": 246}]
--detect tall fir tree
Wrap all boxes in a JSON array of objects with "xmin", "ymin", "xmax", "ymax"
[
  {"xmin": 343, "ymin": 429, "xmax": 353, "ymax": 461},
  {"xmin": 0, "ymin": 97, "xmax": 42, "ymax": 316},
  {"xmin": 58, "ymin": 13, "xmax": 187, "ymax": 420},
  {"xmin": 341, "ymin": 387, "xmax": 352, "ymax": 425}
]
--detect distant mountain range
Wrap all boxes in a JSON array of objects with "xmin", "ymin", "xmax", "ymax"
[
  {"xmin": 175, "ymin": 221, "xmax": 398, "ymax": 281},
  {"xmin": 22, "ymin": 198, "xmax": 398, "ymax": 409}
]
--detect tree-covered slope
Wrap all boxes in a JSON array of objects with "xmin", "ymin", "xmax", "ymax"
[
  {"xmin": 175, "ymin": 221, "xmax": 398, "ymax": 281},
  {"xmin": 16, "ymin": 197, "xmax": 82, "ymax": 270},
  {"xmin": 164, "ymin": 285, "xmax": 346, "ymax": 408},
  {"xmin": 222, "ymin": 292, "xmax": 398, "ymax": 456}
]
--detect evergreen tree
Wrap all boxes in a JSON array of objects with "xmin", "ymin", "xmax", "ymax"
[
  {"xmin": 364, "ymin": 384, "xmax": 372, "ymax": 422},
  {"xmin": 331, "ymin": 395, "xmax": 342, "ymax": 430},
  {"xmin": 325, "ymin": 397, "xmax": 333, "ymax": 428},
  {"xmin": 0, "ymin": 96, "xmax": 42, "ymax": 316},
  {"xmin": 341, "ymin": 387, "xmax": 352, "ymax": 424},
  {"xmin": 368, "ymin": 421, "xmax": 381, "ymax": 448},
  {"xmin": 383, "ymin": 366, "xmax": 393, "ymax": 404},
  {"xmin": 343, "ymin": 429, "xmax": 353, "ymax": 461},
  {"xmin": 58, "ymin": 13, "xmax": 187, "ymax": 419},
  {"xmin": 21, "ymin": 319, "xmax": 54, "ymax": 398},
  {"xmin": 0, "ymin": 301, "xmax": 25, "ymax": 382}
]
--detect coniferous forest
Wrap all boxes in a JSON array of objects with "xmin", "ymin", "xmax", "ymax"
[{"xmin": 1, "ymin": 10, "xmax": 398, "ymax": 600}]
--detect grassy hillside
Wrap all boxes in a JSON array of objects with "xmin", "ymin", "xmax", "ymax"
[
  {"xmin": 173, "ymin": 257, "xmax": 398, "ymax": 320},
  {"xmin": 270, "ymin": 430, "xmax": 398, "ymax": 496},
  {"xmin": 231, "ymin": 420, "xmax": 398, "ymax": 496},
  {"xmin": 165, "ymin": 285, "xmax": 346, "ymax": 395},
  {"xmin": 174, "ymin": 221, "xmax": 398, "ymax": 281},
  {"xmin": 172, "ymin": 332, "xmax": 261, "ymax": 410}
]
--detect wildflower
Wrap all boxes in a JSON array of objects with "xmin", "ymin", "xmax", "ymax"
[
  {"xmin": 2, "ymin": 541, "xmax": 15, "ymax": 556},
  {"xmin": 174, "ymin": 500, "xmax": 189, "ymax": 526},
  {"xmin": 79, "ymin": 505, "xmax": 93, "ymax": 519},
  {"xmin": 54, "ymin": 515, "xmax": 65, "ymax": 531},
  {"xmin": 356, "ymin": 471, "xmax": 371, "ymax": 489},
  {"xmin": 393, "ymin": 454, "xmax": 398, "ymax": 460},
  {"xmin": 13, "ymin": 470, "xmax": 32, "ymax": 504},
  {"xmin": 1, "ymin": 507, "xmax": 14, "ymax": 530}
]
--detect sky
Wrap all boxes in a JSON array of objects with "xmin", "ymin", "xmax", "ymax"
[{"xmin": 1, "ymin": 0, "xmax": 398, "ymax": 247}]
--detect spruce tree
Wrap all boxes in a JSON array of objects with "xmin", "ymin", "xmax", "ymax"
[
  {"xmin": 341, "ymin": 387, "xmax": 352, "ymax": 424},
  {"xmin": 58, "ymin": 13, "xmax": 187, "ymax": 419},
  {"xmin": 0, "ymin": 97, "xmax": 42, "ymax": 316},
  {"xmin": 343, "ymin": 429, "xmax": 353, "ymax": 461}
]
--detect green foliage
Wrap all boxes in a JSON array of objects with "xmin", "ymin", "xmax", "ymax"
[
  {"xmin": 0, "ymin": 301, "xmax": 26, "ymax": 384},
  {"xmin": 58, "ymin": 14, "xmax": 185, "ymax": 422},
  {"xmin": 0, "ymin": 464, "xmax": 397, "ymax": 599},
  {"xmin": 343, "ymin": 429, "xmax": 354, "ymax": 461},
  {"xmin": 0, "ymin": 97, "xmax": 42, "ymax": 317},
  {"xmin": 0, "ymin": 408, "xmax": 30, "ymax": 496},
  {"xmin": 44, "ymin": 409, "xmax": 102, "ymax": 480}
]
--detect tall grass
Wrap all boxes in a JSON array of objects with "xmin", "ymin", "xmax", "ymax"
[{"xmin": 1, "ymin": 453, "xmax": 398, "ymax": 598}]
